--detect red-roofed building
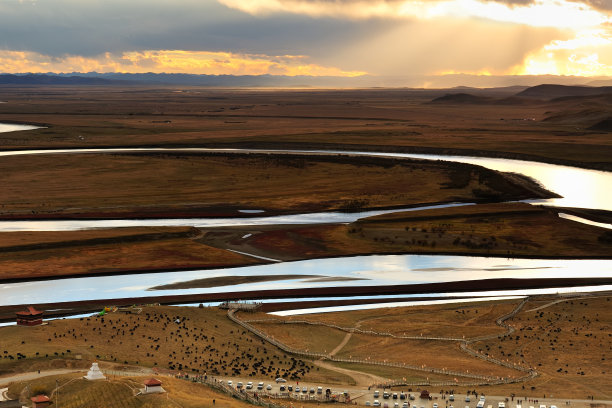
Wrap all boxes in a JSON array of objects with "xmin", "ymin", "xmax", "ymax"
[
  {"xmin": 144, "ymin": 378, "xmax": 164, "ymax": 394},
  {"xmin": 31, "ymin": 394, "xmax": 51, "ymax": 408},
  {"xmin": 16, "ymin": 306, "xmax": 43, "ymax": 326}
]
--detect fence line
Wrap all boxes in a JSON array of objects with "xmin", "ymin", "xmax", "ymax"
[{"xmin": 229, "ymin": 296, "xmax": 539, "ymax": 388}]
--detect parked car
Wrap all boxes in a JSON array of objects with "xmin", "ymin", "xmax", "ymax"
[
  {"xmin": 317, "ymin": 387, "xmax": 323, "ymax": 394},
  {"xmin": 383, "ymin": 403, "xmax": 389, "ymax": 408},
  {"xmin": 465, "ymin": 397, "xmax": 471, "ymax": 403},
  {"xmin": 402, "ymin": 402, "xmax": 409, "ymax": 408},
  {"xmin": 498, "ymin": 403, "xmax": 505, "ymax": 408},
  {"xmin": 280, "ymin": 385, "xmax": 286, "ymax": 392},
  {"xmin": 237, "ymin": 382, "xmax": 243, "ymax": 389},
  {"xmin": 400, "ymin": 394, "xmax": 406, "ymax": 400},
  {"xmin": 276, "ymin": 378, "xmax": 287, "ymax": 383},
  {"xmin": 288, "ymin": 386, "xmax": 293, "ymax": 392},
  {"xmin": 383, "ymin": 391, "xmax": 390, "ymax": 399},
  {"xmin": 227, "ymin": 381, "xmax": 233, "ymax": 387},
  {"xmin": 257, "ymin": 382, "xmax": 264, "ymax": 390},
  {"xmin": 433, "ymin": 403, "xmax": 439, "ymax": 408},
  {"xmin": 266, "ymin": 385, "xmax": 272, "ymax": 391},
  {"xmin": 295, "ymin": 387, "xmax": 300, "ymax": 393},
  {"xmin": 393, "ymin": 393, "xmax": 398, "ymax": 400},
  {"xmin": 302, "ymin": 388, "xmax": 308, "ymax": 394},
  {"xmin": 394, "ymin": 403, "xmax": 399, "ymax": 408},
  {"xmin": 373, "ymin": 400, "xmax": 381, "ymax": 407},
  {"xmin": 450, "ymin": 395, "xmax": 455, "ymax": 402},
  {"xmin": 246, "ymin": 382, "xmax": 253, "ymax": 390},
  {"xmin": 366, "ymin": 402, "xmax": 371, "ymax": 407},
  {"xmin": 374, "ymin": 391, "xmax": 380, "ymax": 398}
]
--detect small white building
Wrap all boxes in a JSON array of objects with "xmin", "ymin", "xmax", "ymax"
[{"xmin": 143, "ymin": 378, "xmax": 164, "ymax": 394}]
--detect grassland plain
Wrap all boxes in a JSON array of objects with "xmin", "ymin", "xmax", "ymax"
[
  {"xmin": 1, "ymin": 296, "xmax": 609, "ymax": 400},
  {"xmin": 0, "ymin": 87, "xmax": 610, "ymax": 170},
  {"xmin": 199, "ymin": 203, "xmax": 612, "ymax": 261},
  {"xmin": 6, "ymin": 373, "xmax": 256, "ymax": 408},
  {"xmin": 0, "ymin": 152, "xmax": 553, "ymax": 219},
  {"xmin": 0, "ymin": 306, "xmax": 345, "ymax": 384},
  {"xmin": 242, "ymin": 295, "xmax": 612, "ymax": 398},
  {"xmin": 0, "ymin": 203, "xmax": 609, "ymax": 284},
  {"xmin": 0, "ymin": 227, "xmax": 261, "ymax": 281}
]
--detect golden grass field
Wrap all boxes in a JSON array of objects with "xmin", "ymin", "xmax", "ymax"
[
  {"xmin": 0, "ymin": 151, "xmax": 550, "ymax": 219},
  {"xmin": 0, "ymin": 203, "xmax": 609, "ymax": 283},
  {"xmin": 0, "ymin": 227, "xmax": 260, "ymax": 281},
  {"xmin": 6, "ymin": 372, "xmax": 256, "ymax": 408},
  {"xmin": 0, "ymin": 87, "xmax": 610, "ymax": 405},
  {"xmin": 0, "ymin": 87, "xmax": 610, "ymax": 169},
  {"xmin": 1, "ymin": 295, "xmax": 609, "ymax": 400},
  {"xmin": 200, "ymin": 203, "xmax": 612, "ymax": 261}
]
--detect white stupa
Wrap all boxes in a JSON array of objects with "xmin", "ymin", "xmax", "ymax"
[{"xmin": 84, "ymin": 362, "xmax": 106, "ymax": 380}]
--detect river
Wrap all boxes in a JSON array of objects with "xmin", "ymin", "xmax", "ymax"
[{"xmin": 0, "ymin": 124, "xmax": 610, "ymax": 311}]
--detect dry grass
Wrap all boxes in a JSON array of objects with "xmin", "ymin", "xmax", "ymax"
[
  {"xmin": 0, "ymin": 152, "xmax": 544, "ymax": 219},
  {"xmin": 0, "ymin": 306, "xmax": 314, "ymax": 383},
  {"xmin": 0, "ymin": 227, "xmax": 260, "ymax": 281},
  {"xmin": 201, "ymin": 203, "xmax": 612, "ymax": 262},
  {"xmin": 6, "ymin": 373, "xmax": 254, "ymax": 408},
  {"xmin": 248, "ymin": 322, "xmax": 349, "ymax": 354},
  {"xmin": 0, "ymin": 87, "xmax": 609, "ymax": 168},
  {"xmin": 1, "ymin": 297, "xmax": 610, "ymax": 399},
  {"xmin": 471, "ymin": 295, "xmax": 612, "ymax": 398}
]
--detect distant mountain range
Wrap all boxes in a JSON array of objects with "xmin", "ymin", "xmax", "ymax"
[
  {"xmin": 0, "ymin": 73, "xmax": 374, "ymax": 87},
  {"xmin": 1, "ymin": 72, "xmax": 612, "ymax": 88}
]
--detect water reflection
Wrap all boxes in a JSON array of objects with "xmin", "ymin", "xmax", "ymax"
[
  {"xmin": 0, "ymin": 123, "xmax": 42, "ymax": 133},
  {"xmin": 0, "ymin": 202, "xmax": 475, "ymax": 232},
  {"xmin": 0, "ymin": 147, "xmax": 609, "ymax": 213},
  {"xmin": 0, "ymin": 254, "xmax": 609, "ymax": 306}
]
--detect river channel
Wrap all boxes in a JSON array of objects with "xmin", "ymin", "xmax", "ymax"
[{"xmin": 0, "ymin": 124, "xmax": 610, "ymax": 311}]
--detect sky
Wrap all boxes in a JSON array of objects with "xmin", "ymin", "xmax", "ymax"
[{"xmin": 1, "ymin": 0, "xmax": 611, "ymax": 82}]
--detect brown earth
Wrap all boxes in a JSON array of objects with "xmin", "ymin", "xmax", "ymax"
[
  {"xmin": 0, "ymin": 227, "xmax": 261, "ymax": 282},
  {"xmin": 0, "ymin": 151, "xmax": 554, "ymax": 219},
  {"xmin": 0, "ymin": 87, "xmax": 611, "ymax": 170},
  {"xmin": 2, "ymin": 295, "xmax": 609, "ymax": 399},
  {"xmin": 199, "ymin": 203, "xmax": 612, "ymax": 260},
  {"xmin": 247, "ymin": 294, "xmax": 612, "ymax": 398}
]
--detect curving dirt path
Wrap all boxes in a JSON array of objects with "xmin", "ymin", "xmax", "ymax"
[
  {"xmin": 330, "ymin": 332, "xmax": 353, "ymax": 356},
  {"xmin": 313, "ymin": 360, "xmax": 388, "ymax": 388},
  {"xmin": 0, "ymin": 368, "xmax": 87, "ymax": 387}
]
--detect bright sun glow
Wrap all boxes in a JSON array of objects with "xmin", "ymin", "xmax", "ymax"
[
  {"xmin": 0, "ymin": 49, "xmax": 367, "ymax": 77},
  {"xmin": 220, "ymin": 0, "xmax": 612, "ymax": 77}
]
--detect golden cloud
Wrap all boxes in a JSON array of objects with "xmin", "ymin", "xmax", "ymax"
[
  {"xmin": 510, "ymin": 26, "xmax": 612, "ymax": 75},
  {"xmin": 0, "ymin": 49, "xmax": 367, "ymax": 77},
  {"xmin": 219, "ymin": 0, "xmax": 611, "ymax": 29}
]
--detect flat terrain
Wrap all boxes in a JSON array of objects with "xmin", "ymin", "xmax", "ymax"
[
  {"xmin": 245, "ymin": 294, "xmax": 612, "ymax": 398},
  {"xmin": 0, "ymin": 227, "xmax": 260, "ymax": 282},
  {"xmin": 0, "ymin": 87, "xmax": 610, "ymax": 170},
  {"xmin": 0, "ymin": 151, "xmax": 552, "ymax": 219},
  {"xmin": 0, "ymin": 203, "xmax": 610, "ymax": 283},
  {"xmin": 1, "ymin": 295, "xmax": 610, "ymax": 400},
  {"xmin": 5, "ymin": 372, "xmax": 256, "ymax": 408},
  {"xmin": 200, "ymin": 203, "xmax": 612, "ymax": 260}
]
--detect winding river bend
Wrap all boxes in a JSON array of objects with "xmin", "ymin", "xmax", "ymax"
[{"xmin": 0, "ymin": 124, "xmax": 610, "ymax": 310}]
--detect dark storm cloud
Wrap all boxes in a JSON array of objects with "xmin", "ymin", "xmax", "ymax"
[{"xmin": 0, "ymin": 0, "xmax": 391, "ymax": 58}]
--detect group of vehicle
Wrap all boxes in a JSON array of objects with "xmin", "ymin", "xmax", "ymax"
[
  {"xmin": 226, "ymin": 380, "xmax": 272, "ymax": 391},
  {"xmin": 365, "ymin": 394, "xmax": 506, "ymax": 408},
  {"xmin": 224, "ymin": 379, "xmax": 329, "ymax": 397},
  {"xmin": 366, "ymin": 391, "xmax": 415, "ymax": 407}
]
